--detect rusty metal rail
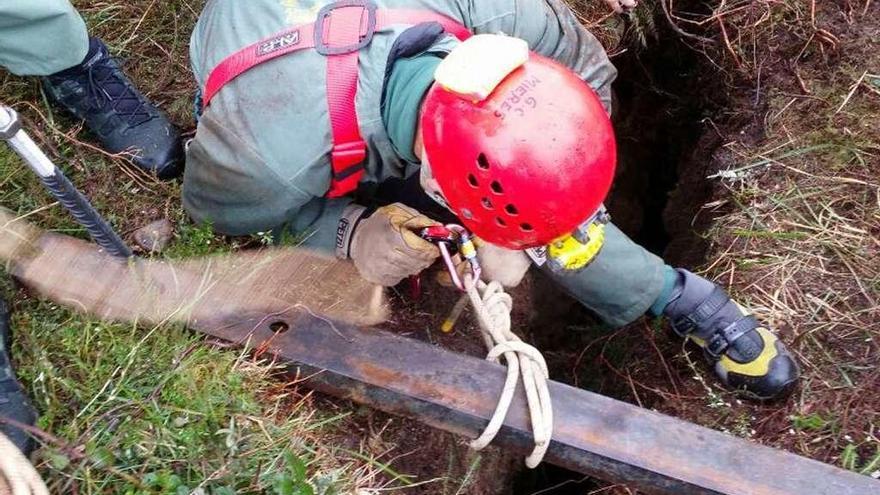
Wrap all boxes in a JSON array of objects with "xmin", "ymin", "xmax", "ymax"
[
  {"xmin": 7, "ymin": 217, "xmax": 876, "ymax": 494},
  {"xmin": 196, "ymin": 309, "xmax": 878, "ymax": 495}
]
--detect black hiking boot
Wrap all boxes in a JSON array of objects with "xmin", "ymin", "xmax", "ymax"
[
  {"xmin": 0, "ymin": 297, "xmax": 37, "ymax": 455},
  {"xmin": 663, "ymin": 269, "xmax": 800, "ymax": 401},
  {"xmin": 42, "ymin": 37, "xmax": 182, "ymax": 179}
]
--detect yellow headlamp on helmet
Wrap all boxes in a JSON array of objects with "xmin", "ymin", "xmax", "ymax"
[{"xmin": 526, "ymin": 206, "xmax": 610, "ymax": 273}]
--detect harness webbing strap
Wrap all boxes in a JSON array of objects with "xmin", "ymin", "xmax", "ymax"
[
  {"xmin": 323, "ymin": 4, "xmax": 371, "ymax": 197},
  {"xmin": 202, "ymin": 2, "xmax": 471, "ymax": 198}
]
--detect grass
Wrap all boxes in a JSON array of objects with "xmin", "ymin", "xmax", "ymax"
[
  {"xmin": 0, "ymin": 1, "xmax": 400, "ymax": 493},
  {"xmin": 0, "ymin": 179, "xmax": 383, "ymax": 493},
  {"xmin": 10, "ymin": 296, "xmax": 355, "ymax": 494}
]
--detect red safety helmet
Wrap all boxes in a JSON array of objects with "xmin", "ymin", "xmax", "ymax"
[{"xmin": 421, "ymin": 53, "xmax": 617, "ymax": 250}]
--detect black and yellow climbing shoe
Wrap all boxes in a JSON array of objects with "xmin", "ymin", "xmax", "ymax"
[{"xmin": 663, "ymin": 269, "xmax": 800, "ymax": 400}]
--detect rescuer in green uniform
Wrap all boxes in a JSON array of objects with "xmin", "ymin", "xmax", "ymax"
[{"xmin": 183, "ymin": 0, "xmax": 800, "ymax": 401}]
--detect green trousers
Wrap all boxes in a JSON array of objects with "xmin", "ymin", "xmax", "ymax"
[
  {"xmin": 540, "ymin": 224, "xmax": 666, "ymax": 328},
  {"xmin": 0, "ymin": 0, "xmax": 88, "ymax": 76}
]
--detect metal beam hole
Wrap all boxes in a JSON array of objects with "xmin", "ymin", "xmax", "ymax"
[{"xmin": 269, "ymin": 321, "xmax": 290, "ymax": 334}]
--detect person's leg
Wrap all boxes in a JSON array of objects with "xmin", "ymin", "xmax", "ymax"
[
  {"xmin": 540, "ymin": 222, "xmax": 667, "ymax": 328},
  {"xmin": 0, "ymin": 0, "xmax": 88, "ymax": 76},
  {"xmin": 541, "ymin": 223, "xmax": 799, "ymax": 400},
  {"xmin": 0, "ymin": 297, "xmax": 36, "ymax": 455},
  {"xmin": 0, "ymin": 0, "xmax": 182, "ymax": 178}
]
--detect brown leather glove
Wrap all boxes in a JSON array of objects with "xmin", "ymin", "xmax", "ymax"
[{"xmin": 336, "ymin": 203, "xmax": 440, "ymax": 287}]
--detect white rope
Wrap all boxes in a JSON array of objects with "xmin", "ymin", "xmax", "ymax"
[
  {"xmin": 0, "ymin": 432, "xmax": 48, "ymax": 495},
  {"xmin": 463, "ymin": 274, "xmax": 553, "ymax": 468}
]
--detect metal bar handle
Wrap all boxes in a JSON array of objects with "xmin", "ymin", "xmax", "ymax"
[{"xmin": 0, "ymin": 105, "xmax": 132, "ymax": 259}]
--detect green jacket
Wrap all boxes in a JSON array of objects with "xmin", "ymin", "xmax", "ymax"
[
  {"xmin": 184, "ymin": 0, "xmax": 617, "ymax": 250},
  {"xmin": 0, "ymin": 0, "xmax": 89, "ymax": 76}
]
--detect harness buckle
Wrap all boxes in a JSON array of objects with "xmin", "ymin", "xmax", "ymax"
[
  {"xmin": 331, "ymin": 141, "xmax": 367, "ymax": 179},
  {"xmin": 315, "ymin": 0, "xmax": 378, "ymax": 56}
]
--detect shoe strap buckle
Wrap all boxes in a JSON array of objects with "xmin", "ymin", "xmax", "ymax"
[
  {"xmin": 704, "ymin": 315, "xmax": 759, "ymax": 359},
  {"xmin": 670, "ymin": 316, "xmax": 696, "ymax": 338},
  {"xmin": 705, "ymin": 334, "xmax": 729, "ymax": 359}
]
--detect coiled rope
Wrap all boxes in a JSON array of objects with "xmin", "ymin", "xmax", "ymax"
[
  {"xmin": 463, "ymin": 274, "xmax": 553, "ymax": 468},
  {"xmin": 0, "ymin": 431, "xmax": 48, "ymax": 495}
]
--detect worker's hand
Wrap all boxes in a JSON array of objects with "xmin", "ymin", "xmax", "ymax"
[
  {"xmin": 605, "ymin": 0, "xmax": 638, "ymax": 14},
  {"xmin": 338, "ymin": 203, "xmax": 441, "ymax": 287},
  {"xmin": 477, "ymin": 242, "xmax": 532, "ymax": 288}
]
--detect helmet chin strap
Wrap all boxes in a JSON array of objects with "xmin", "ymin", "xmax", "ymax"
[
  {"xmin": 415, "ymin": 87, "xmax": 452, "ymax": 211},
  {"xmin": 418, "ymin": 145, "xmax": 452, "ymax": 211}
]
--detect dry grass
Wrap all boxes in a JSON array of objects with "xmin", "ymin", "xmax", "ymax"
[{"xmin": 596, "ymin": 0, "xmax": 880, "ymax": 476}]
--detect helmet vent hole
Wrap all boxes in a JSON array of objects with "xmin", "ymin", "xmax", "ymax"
[
  {"xmin": 477, "ymin": 153, "xmax": 491, "ymax": 170},
  {"xmin": 490, "ymin": 181, "xmax": 504, "ymax": 195},
  {"xmin": 520, "ymin": 223, "xmax": 534, "ymax": 232},
  {"xmin": 481, "ymin": 197, "xmax": 494, "ymax": 210},
  {"xmin": 496, "ymin": 217, "xmax": 507, "ymax": 227},
  {"xmin": 505, "ymin": 204, "xmax": 518, "ymax": 216},
  {"xmin": 467, "ymin": 174, "xmax": 479, "ymax": 187}
]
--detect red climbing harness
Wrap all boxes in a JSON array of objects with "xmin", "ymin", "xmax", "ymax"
[{"xmin": 202, "ymin": 0, "xmax": 471, "ymax": 198}]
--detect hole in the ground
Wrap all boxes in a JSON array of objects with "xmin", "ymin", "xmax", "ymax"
[
  {"xmin": 379, "ymin": 9, "xmax": 729, "ymax": 493},
  {"xmin": 514, "ymin": 14, "xmax": 727, "ymax": 495}
]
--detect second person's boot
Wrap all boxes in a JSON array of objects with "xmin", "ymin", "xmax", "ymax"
[{"xmin": 42, "ymin": 37, "xmax": 182, "ymax": 179}]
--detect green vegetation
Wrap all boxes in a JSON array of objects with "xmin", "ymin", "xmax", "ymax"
[
  {"xmin": 790, "ymin": 413, "xmax": 832, "ymax": 432},
  {"xmin": 11, "ymin": 296, "xmax": 355, "ymax": 494},
  {"xmin": 841, "ymin": 444, "xmax": 880, "ymax": 477}
]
